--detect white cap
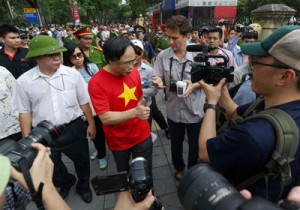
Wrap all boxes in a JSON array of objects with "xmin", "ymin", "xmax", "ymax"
[{"xmin": 131, "ymin": 39, "xmax": 144, "ymax": 50}]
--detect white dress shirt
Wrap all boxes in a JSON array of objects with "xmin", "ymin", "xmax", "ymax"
[{"xmin": 14, "ymin": 65, "xmax": 90, "ymax": 127}]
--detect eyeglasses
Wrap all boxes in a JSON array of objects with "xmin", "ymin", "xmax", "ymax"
[
  {"xmin": 250, "ymin": 57, "xmax": 290, "ymax": 69},
  {"xmin": 117, "ymin": 58, "xmax": 137, "ymax": 67},
  {"xmin": 71, "ymin": 52, "xmax": 83, "ymax": 60},
  {"xmin": 21, "ymin": 37, "xmax": 28, "ymax": 39}
]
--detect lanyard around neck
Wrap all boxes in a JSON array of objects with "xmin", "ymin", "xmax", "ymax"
[{"xmin": 169, "ymin": 57, "xmax": 187, "ymax": 83}]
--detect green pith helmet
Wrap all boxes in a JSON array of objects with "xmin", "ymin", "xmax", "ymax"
[{"xmin": 25, "ymin": 35, "xmax": 67, "ymax": 59}]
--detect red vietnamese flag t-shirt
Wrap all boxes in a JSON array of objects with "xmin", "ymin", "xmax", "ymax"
[{"xmin": 88, "ymin": 67, "xmax": 150, "ymax": 151}]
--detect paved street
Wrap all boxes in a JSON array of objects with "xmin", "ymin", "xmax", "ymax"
[{"xmin": 27, "ymin": 90, "xmax": 187, "ymax": 210}]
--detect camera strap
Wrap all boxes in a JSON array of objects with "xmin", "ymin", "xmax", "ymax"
[
  {"xmin": 169, "ymin": 57, "xmax": 187, "ymax": 86},
  {"xmin": 19, "ymin": 158, "xmax": 45, "ymax": 210}
]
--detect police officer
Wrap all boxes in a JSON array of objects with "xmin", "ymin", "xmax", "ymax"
[
  {"xmin": 63, "ymin": 25, "xmax": 77, "ymax": 45},
  {"xmin": 73, "ymin": 26, "xmax": 106, "ymax": 69}
]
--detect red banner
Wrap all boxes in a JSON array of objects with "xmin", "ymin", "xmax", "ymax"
[{"xmin": 70, "ymin": 2, "xmax": 80, "ymax": 21}]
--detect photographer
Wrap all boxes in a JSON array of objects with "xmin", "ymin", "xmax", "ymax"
[
  {"xmin": 226, "ymin": 25, "xmax": 259, "ymax": 67},
  {"xmin": 0, "ymin": 143, "xmax": 70, "ymax": 210},
  {"xmin": 152, "ymin": 15, "xmax": 205, "ymax": 181},
  {"xmin": 198, "ymin": 25, "xmax": 300, "ymax": 202}
]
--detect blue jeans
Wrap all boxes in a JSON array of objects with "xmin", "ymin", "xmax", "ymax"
[{"xmin": 168, "ymin": 118, "xmax": 201, "ymax": 172}]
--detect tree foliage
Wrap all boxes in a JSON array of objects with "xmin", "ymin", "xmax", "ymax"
[
  {"xmin": 0, "ymin": 0, "xmax": 158, "ymax": 26},
  {"xmin": 237, "ymin": 0, "xmax": 300, "ymax": 24}
]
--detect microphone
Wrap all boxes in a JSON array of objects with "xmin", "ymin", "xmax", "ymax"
[{"xmin": 186, "ymin": 44, "xmax": 218, "ymax": 52}]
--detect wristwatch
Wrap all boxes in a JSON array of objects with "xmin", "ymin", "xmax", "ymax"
[{"xmin": 203, "ymin": 103, "xmax": 225, "ymax": 113}]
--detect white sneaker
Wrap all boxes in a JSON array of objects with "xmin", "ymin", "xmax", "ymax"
[
  {"xmin": 90, "ymin": 151, "xmax": 98, "ymax": 160},
  {"xmin": 99, "ymin": 158, "xmax": 108, "ymax": 169}
]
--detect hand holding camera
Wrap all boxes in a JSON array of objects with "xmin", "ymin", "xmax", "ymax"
[
  {"xmin": 198, "ymin": 78, "xmax": 227, "ymax": 105},
  {"xmin": 115, "ymin": 190, "xmax": 155, "ymax": 210}
]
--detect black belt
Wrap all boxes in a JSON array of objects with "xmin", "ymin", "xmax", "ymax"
[{"xmin": 59, "ymin": 117, "xmax": 82, "ymax": 129}]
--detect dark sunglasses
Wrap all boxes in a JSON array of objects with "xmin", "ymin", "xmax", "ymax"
[{"xmin": 71, "ymin": 52, "xmax": 83, "ymax": 60}]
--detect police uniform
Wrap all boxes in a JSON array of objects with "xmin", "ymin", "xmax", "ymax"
[
  {"xmin": 88, "ymin": 46, "xmax": 106, "ymax": 69},
  {"xmin": 64, "ymin": 36, "xmax": 78, "ymax": 45},
  {"xmin": 74, "ymin": 26, "xmax": 107, "ymax": 69}
]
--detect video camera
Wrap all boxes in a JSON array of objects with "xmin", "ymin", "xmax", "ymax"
[
  {"xmin": 178, "ymin": 163, "xmax": 300, "ymax": 210},
  {"xmin": 0, "ymin": 121, "xmax": 61, "ymax": 171},
  {"xmin": 91, "ymin": 157, "xmax": 152, "ymax": 202},
  {"xmin": 218, "ymin": 19, "xmax": 231, "ymax": 26},
  {"xmin": 187, "ymin": 44, "xmax": 234, "ymax": 84}
]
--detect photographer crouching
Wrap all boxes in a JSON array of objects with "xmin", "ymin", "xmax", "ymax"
[
  {"xmin": 198, "ymin": 25, "xmax": 300, "ymax": 203},
  {"xmin": 0, "ymin": 142, "xmax": 155, "ymax": 210},
  {"xmin": 0, "ymin": 143, "xmax": 70, "ymax": 210}
]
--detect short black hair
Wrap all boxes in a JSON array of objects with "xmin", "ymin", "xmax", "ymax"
[
  {"xmin": 103, "ymin": 35, "xmax": 134, "ymax": 63},
  {"xmin": 0, "ymin": 24, "xmax": 19, "ymax": 38},
  {"xmin": 191, "ymin": 27, "xmax": 200, "ymax": 32},
  {"xmin": 228, "ymin": 27, "xmax": 235, "ymax": 34},
  {"xmin": 208, "ymin": 27, "xmax": 223, "ymax": 39},
  {"xmin": 242, "ymin": 32, "xmax": 258, "ymax": 40}
]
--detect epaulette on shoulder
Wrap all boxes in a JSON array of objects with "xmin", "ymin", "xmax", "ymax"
[{"xmin": 94, "ymin": 47, "xmax": 103, "ymax": 51}]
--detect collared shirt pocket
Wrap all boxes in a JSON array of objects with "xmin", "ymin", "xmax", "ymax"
[{"xmin": 62, "ymin": 90, "xmax": 78, "ymax": 108}]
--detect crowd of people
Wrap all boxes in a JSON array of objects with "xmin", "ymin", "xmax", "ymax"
[{"xmin": 0, "ymin": 14, "xmax": 300, "ymax": 210}]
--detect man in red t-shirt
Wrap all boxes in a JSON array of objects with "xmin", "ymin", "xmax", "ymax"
[{"xmin": 88, "ymin": 35, "xmax": 152, "ymax": 175}]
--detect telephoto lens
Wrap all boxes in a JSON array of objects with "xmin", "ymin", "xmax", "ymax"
[
  {"xmin": 128, "ymin": 157, "xmax": 152, "ymax": 202},
  {"xmin": 178, "ymin": 163, "xmax": 246, "ymax": 210},
  {"xmin": 18, "ymin": 120, "xmax": 60, "ymax": 149},
  {"xmin": 0, "ymin": 120, "xmax": 61, "ymax": 171}
]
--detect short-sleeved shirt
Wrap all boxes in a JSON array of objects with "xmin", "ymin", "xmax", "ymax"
[
  {"xmin": 0, "ymin": 47, "xmax": 36, "ymax": 79},
  {"xmin": 153, "ymin": 48, "xmax": 206, "ymax": 123},
  {"xmin": 78, "ymin": 63, "xmax": 99, "ymax": 83},
  {"xmin": 0, "ymin": 66, "xmax": 21, "ymax": 139},
  {"xmin": 88, "ymin": 68, "xmax": 150, "ymax": 151},
  {"xmin": 14, "ymin": 65, "xmax": 89, "ymax": 127},
  {"xmin": 138, "ymin": 62, "xmax": 157, "ymax": 107},
  {"xmin": 207, "ymin": 100, "xmax": 300, "ymax": 201}
]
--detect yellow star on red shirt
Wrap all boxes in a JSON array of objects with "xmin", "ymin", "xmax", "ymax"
[{"xmin": 118, "ymin": 83, "xmax": 137, "ymax": 107}]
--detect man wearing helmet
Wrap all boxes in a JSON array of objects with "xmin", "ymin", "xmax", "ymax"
[{"xmin": 13, "ymin": 35, "xmax": 96, "ymax": 204}]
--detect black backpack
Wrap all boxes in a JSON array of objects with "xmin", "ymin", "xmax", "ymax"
[{"xmin": 217, "ymin": 97, "xmax": 299, "ymax": 199}]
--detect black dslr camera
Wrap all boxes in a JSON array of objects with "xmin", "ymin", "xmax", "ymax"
[
  {"xmin": 178, "ymin": 163, "xmax": 300, "ymax": 210},
  {"xmin": 187, "ymin": 45, "xmax": 234, "ymax": 84},
  {"xmin": 91, "ymin": 157, "xmax": 152, "ymax": 202},
  {"xmin": 0, "ymin": 121, "xmax": 61, "ymax": 171}
]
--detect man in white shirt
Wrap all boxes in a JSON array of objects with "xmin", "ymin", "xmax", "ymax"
[{"xmin": 13, "ymin": 35, "xmax": 96, "ymax": 203}]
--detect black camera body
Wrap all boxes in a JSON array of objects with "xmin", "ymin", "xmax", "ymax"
[
  {"xmin": 235, "ymin": 24, "xmax": 245, "ymax": 33},
  {"xmin": 187, "ymin": 45, "xmax": 234, "ymax": 84},
  {"xmin": 178, "ymin": 163, "xmax": 299, "ymax": 210},
  {"xmin": 218, "ymin": 19, "xmax": 231, "ymax": 26},
  {"xmin": 169, "ymin": 82, "xmax": 177, "ymax": 92},
  {"xmin": 0, "ymin": 121, "xmax": 60, "ymax": 171},
  {"xmin": 91, "ymin": 157, "xmax": 152, "ymax": 203}
]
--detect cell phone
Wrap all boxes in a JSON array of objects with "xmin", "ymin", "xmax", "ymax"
[{"xmin": 91, "ymin": 171, "xmax": 128, "ymax": 195}]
